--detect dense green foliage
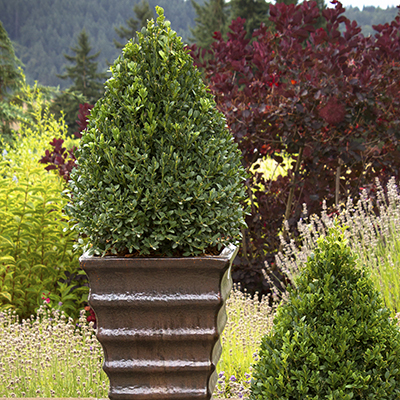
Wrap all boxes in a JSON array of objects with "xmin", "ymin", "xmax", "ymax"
[
  {"xmin": 0, "ymin": 0, "xmax": 204, "ymax": 88},
  {"xmin": 251, "ymin": 227, "xmax": 400, "ymax": 399},
  {"xmin": 0, "ymin": 21, "xmax": 24, "ymax": 142},
  {"xmin": 0, "ymin": 89, "xmax": 87, "ymax": 320},
  {"xmin": 67, "ymin": 7, "xmax": 247, "ymax": 256}
]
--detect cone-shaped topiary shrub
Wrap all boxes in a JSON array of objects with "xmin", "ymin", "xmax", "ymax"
[
  {"xmin": 250, "ymin": 226, "xmax": 400, "ymax": 399},
  {"xmin": 66, "ymin": 7, "xmax": 247, "ymax": 257}
]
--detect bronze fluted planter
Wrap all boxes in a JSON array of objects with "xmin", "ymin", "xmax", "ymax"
[{"xmin": 80, "ymin": 245, "xmax": 237, "ymax": 400}]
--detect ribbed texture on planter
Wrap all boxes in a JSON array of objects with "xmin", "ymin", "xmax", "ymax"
[{"xmin": 80, "ymin": 245, "xmax": 237, "ymax": 400}]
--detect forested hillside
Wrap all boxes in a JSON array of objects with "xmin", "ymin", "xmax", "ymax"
[
  {"xmin": 0, "ymin": 0, "xmax": 397, "ymax": 90},
  {"xmin": 0, "ymin": 0, "xmax": 203, "ymax": 88}
]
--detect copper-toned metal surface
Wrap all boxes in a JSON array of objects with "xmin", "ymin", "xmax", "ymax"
[{"xmin": 80, "ymin": 245, "xmax": 237, "ymax": 400}]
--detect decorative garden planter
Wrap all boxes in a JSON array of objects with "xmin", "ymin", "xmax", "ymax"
[{"xmin": 80, "ymin": 244, "xmax": 238, "ymax": 400}]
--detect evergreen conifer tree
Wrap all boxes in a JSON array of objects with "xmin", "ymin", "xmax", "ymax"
[
  {"xmin": 114, "ymin": 0, "xmax": 154, "ymax": 48},
  {"xmin": 0, "ymin": 20, "xmax": 24, "ymax": 142},
  {"xmin": 229, "ymin": 0, "xmax": 270, "ymax": 37},
  {"xmin": 190, "ymin": 0, "xmax": 229, "ymax": 48},
  {"xmin": 57, "ymin": 28, "xmax": 107, "ymax": 104}
]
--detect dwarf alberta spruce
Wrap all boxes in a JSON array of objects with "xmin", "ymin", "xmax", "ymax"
[
  {"xmin": 250, "ymin": 227, "xmax": 400, "ymax": 399},
  {"xmin": 67, "ymin": 7, "xmax": 247, "ymax": 257}
]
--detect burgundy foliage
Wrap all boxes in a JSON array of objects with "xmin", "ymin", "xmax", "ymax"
[
  {"xmin": 75, "ymin": 103, "xmax": 94, "ymax": 139},
  {"xmin": 39, "ymin": 138, "xmax": 77, "ymax": 182},
  {"xmin": 188, "ymin": 1, "xmax": 400, "ymax": 297},
  {"xmin": 40, "ymin": 103, "xmax": 93, "ymax": 182}
]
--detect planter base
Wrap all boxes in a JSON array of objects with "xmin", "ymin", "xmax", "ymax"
[{"xmin": 80, "ymin": 245, "xmax": 237, "ymax": 400}]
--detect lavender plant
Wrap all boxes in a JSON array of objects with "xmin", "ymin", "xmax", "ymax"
[
  {"xmin": 1, "ymin": 296, "xmax": 398, "ymax": 398},
  {"xmin": 215, "ymin": 286, "xmax": 276, "ymax": 398},
  {"xmin": 0, "ymin": 305, "xmax": 108, "ymax": 398},
  {"xmin": 276, "ymin": 177, "xmax": 400, "ymax": 313},
  {"xmin": 0, "ymin": 287, "xmax": 277, "ymax": 399}
]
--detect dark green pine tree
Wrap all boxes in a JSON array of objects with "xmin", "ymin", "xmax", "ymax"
[
  {"xmin": 57, "ymin": 28, "xmax": 107, "ymax": 104},
  {"xmin": 229, "ymin": 0, "xmax": 270, "ymax": 37},
  {"xmin": 190, "ymin": 0, "xmax": 229, "ymax": 49},
  {"xmin": 114, "ymin": 0, "xmax": 155, "ymax": 48},
  {"xmin": 0, "ymin": 20, "xmax": 24, "ymax": 142},
  {"xmin": 53, "ymin": 29, "xmax": 107, "ymax": 136}
]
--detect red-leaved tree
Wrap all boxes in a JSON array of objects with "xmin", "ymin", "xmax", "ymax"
[{"xmin": 188, "ymin": 0, "xmax": 400, "ymax": 297}]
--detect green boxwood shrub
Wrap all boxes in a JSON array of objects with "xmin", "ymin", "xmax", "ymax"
[
  {"xmin": 67, "ymin": 7, "xmax": 247, "ymax": 257},
  {"xmin": 250, "ymin": 226, "xmax": 400, "ymax": 399}
]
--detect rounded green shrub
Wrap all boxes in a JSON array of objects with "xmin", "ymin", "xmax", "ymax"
[
  {"xmin": 67, "ymin": 7, "xmax": 247, "ymax": 256},
  {"xmin": 250, "ymin": 226, "xmax": 400, "ymax": 399}
]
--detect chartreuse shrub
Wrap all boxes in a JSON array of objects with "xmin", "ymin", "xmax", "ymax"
[
  {"xmin": 0, "ymin": 86, "xmax": 87, "ymax": 320},
  {"xmin": 67, "ymin": 7, "xmax": 247, "ymax": 256},
  {"xmin": 250, "ymin": 226, "xmax": 400, "ymax": 400}
]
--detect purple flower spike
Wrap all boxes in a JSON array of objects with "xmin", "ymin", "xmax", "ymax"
[{"xmin": 230, "ymin": 375, "xmax": 236, "ymax": 382}]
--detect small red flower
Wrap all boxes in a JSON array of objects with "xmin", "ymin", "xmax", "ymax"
[
  {"xmin": 260, "ymin": 144, "xmax": 269, "ymax": 155},
  {"xmin": 85, "ymin": 306, "xmax": 97, "ymax": 328}
]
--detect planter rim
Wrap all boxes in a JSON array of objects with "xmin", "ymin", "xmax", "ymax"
[{"xmin": 80, "ymin": 243, "xmax": 238, "ymax": 263}]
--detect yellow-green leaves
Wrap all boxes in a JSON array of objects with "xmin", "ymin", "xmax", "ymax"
[{"xmin": 0, "ymin": 163, "xmax": 85, "ymax": 320}]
